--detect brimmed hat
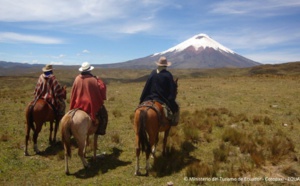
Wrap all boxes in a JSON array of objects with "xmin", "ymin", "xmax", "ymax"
[
  {"xmin": 42, "ymin": 64, "xmax": 53, "ymax": 72},
  {"xmin": 155, "ymin": 56, "xmax": 171, "ymax": 67},
  {"xmin": 79, "ymin": 62, "xmax": 94, "ymax": 72}
]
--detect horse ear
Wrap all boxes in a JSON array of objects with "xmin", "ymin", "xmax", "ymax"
[{"xmin": 175, "ymin": 78, "xmax": 178, "ymax": 83}]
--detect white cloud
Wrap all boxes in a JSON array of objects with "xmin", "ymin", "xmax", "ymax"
[
  {"xmin": 82, "ymin": 49, "xmax": 90, "ymax": 53},
  {"xmin": 118, "ymin": 23, "xmax": 153, "ymax": 34},
  {"xmin": 213, "ymin": 28, "xmax": 300, "ymax": 52},
  {"xmin": 0, "ymin": 0, "xmax": 177, "ymax": 36},
  {"xmin": 211, "ymin": 0, "xmax": 300, "ymax": 16},
  {"xmin": 0, "ymin": 32, "xmax": 64, "ymax": 44},
  {"xmin": 0, "ymin": 0, "xmax": 121, "ymax": 22},
  {"xmin": 50, "ymin": 61, "xmax": 64, "ymax": 65}
]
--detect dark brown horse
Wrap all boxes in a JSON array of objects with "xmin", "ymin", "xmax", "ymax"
[
  {"xmin": 133, "ymin": 79, "xmax": 179, "ymax": 176},
  {"xmin": 24, "ymin": 86, "xmax": 66, "ymax": 156}
]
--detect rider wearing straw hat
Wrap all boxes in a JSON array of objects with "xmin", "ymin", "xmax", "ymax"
[
  {"xmin": 70, "ymin": 62, "xmax": 108, "ymax": 135},
  {"xmin": 139, "ymin": 56, "xmax": 179, "ymax": 124},
  {"xmin": 33, "ymin": 64, "xmax": 66, "ymax": 116}
]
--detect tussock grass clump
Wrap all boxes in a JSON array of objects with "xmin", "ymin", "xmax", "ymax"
[
  {"xmin": 253, "ymin": 115, "xmax": 273, "ymax": 125},
  {"xmin": 252, "ymin": 115, "xmax": 264, "ymax": 124},
  {"xmin": 222, "ymin": 127, "xmax": 244, "ymax": 146},
  {"xmin": 229, "ymin": 113, "xmax": 248, "ymax": 124},
  {"xmin": 181, "ymin": 108, "xmax": 233, "ymax": 143},
  {"xmin": 185, "ymin": 162, "xmax": 215, "ymax": 185},
  {"xmin": 250, "ymin": 149, "xmax": 265, "ymax": 167},
  {"xmin": 183, "ymin": 126, "xmax": 200, "ymax": 143},
  {"xmin": 269, "ymin": 135, "xmax": 295, "ymax": 164},
  {"xmin": 213, "ymin": 143, "xmax": 229, "ymax": 162},
  {"xmin": 222, "ymin": 127, "xmax": 266, "ymax": 167},
  {"xmin": 263, "ymin": 116, "xmax": 273, "ymax": 125}
]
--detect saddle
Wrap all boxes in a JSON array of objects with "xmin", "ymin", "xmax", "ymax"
[{"xmin": 137, "ymin": 100, "xmax": 173, "ymax": 126}]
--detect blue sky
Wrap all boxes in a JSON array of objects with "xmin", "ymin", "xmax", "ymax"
[{"xmin": 0, "ymin": 0, "xmax": 299, "ymax": 65}]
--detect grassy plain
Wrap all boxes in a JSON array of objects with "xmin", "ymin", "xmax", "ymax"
[{"xmin": 1, "ymin": 63, "xmax": 300, "ymax": 185}]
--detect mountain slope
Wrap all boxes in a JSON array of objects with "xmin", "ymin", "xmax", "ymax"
[{"xmin": 101, "ymin": 33, "xmax": 260, "ymax": 69}]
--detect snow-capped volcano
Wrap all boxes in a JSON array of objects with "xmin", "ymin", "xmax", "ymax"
[
  {"xmin": 154, "ymin": 33, "xmax": 234, "ymax": 55},
  {"xmin": 100, "ymin": 33, "xmax": 260, "ymax": 69}
]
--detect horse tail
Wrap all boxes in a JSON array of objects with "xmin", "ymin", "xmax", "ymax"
[
  {"xmin": 138, "ymin": 109, "xmax": 151, "ymax": 154},
  {"xmin": 26, "ymin": 104, "xmax": 35, "ymax": 131},
  {"xmin": 61, "ymin": 113, "xmax": 72, "ymax": 158}
]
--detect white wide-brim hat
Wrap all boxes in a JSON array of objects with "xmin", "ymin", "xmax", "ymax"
[
  {"xmin": 155, "ymin": 56, "xmax": 172, "ymax": 67},
  {"xmin": 79, "ymin": 62, "xmax": 94, "ymax": 72},
  {"xmin": 42, "ymin": 64, "xmax": 53, "ymax": 72}
]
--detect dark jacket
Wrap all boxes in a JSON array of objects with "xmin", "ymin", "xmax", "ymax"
[{"xmin": 140, "ymin": 69, "xmax": 178, "ymax": 113}]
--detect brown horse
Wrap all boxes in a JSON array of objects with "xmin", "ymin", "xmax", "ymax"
[
  {"xmin": 133, "ymin": 78, "xmax": 179, "ymax": 176},
  {"xmin": 24, "ymin": 86, "xmax": 66, "ymax": 156},
  {"xmin": 60, "ymin": 109, "xmax": 99, "ymax": 175}
]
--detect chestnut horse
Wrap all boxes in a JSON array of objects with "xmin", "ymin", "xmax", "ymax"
[
  {"xmin": 61, "ymin": 109, "xmax": 101, "ymax": 175},
  {"xmin": 24, "ymin": 86, "xmax": 66, "ymax": 156},
  {"xmin": 134, "ymin": 78, "xmax": 178, "ymax": 176}
]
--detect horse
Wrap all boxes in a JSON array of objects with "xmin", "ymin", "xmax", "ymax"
[
  {"xmin": 24, "ymin": 86, "xmax": 66, "ymax": 156},
  {"xmin": 133, "ymin": 78, "xmax": 179, "ymax": 176},
  {"xmin": 60, "ymin": 108, "xmax": 101, "ymax": 175}
]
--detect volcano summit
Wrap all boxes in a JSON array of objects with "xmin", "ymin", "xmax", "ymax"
[{"xmin": 101, "ymin": 33, "xmax": 260, "ymax": 69}]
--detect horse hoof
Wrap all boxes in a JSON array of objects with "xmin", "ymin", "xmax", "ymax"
[
  {"xmin": 134, "ymin": 171, "xmax": 141, "ymax": 176},
  {"xmin": 65, "ymin": 171, "xmax": 70, "ymax": 175},
  {"xmin": 24, "ymin": 152, "xmax": 29, "ymax": 156}
]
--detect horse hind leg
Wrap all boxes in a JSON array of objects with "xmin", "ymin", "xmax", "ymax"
[
  {"xmin": 78, "ymin": 137, "xmax": 90, "ymax": 169},
  {"xmin": 33, "ymin": 122, "xmax": 43, "ymax": 154},
  {"xmin": 65, "ymin": 154, "xmax": 70, "ymax": 175},
  {"xmin": 150, "ymin": 134, "xmax": 159, "ymax": 158},
  {"xmin": 49, "ymin": 121, "xmax": 53, "ymax": 144},
  {"xmin": 135, "ymin": 133, "xmax": 141, "ymax": 176},
  {"xmin": 145, "ymin": 151, "xmax": 151, "ymax": 176},
  {"xmin": 162, "ymin": 129, "xmax": 170, "ymax": 156},
  {"xmin": 53, "ymin": 119, "xmax": 59, "ymax": 144},
  {"xmin": 24, "ymin": 125, "xmax": 30, "ymax": 156}
]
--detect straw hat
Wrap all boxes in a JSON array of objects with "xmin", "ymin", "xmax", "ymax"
[
  {"xmin": 42, "ymin": 64, "xmax": 53, "ymax": 72},
  {"xmin": 155, "ymin": 56, "xmax": 171, "ymax": 67},
  {"xmin": 79, "ymin": 62, "xmax": 94, "ymax": 72}
]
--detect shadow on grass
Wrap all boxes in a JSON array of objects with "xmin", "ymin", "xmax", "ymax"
[
  {"xmin": 73, "ymin": 147, "xmax": 131, "ymax": 179},
  {"xmin": 39, "ymin": 139, "xmax": 77, "ymax": 156},
  {"xmin": 150, "ymin": 141, "xmax": 199, "ymax": 177}
]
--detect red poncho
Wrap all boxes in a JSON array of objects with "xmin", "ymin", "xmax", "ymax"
[
  {"xmin": 70, "ymin": 74, "xmax": 106, "ymax": 122},
  {"xmin": 34, "ymin": 74, "xmax": 66, "ymax": 110}
]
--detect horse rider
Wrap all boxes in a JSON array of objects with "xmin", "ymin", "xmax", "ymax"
[
  {"xmin": 139, "ymin": 56, "xmax": 179, "ymax": 125},
  {"xmin": 33, "ymin": 64, "xmax": 66, "ymax": 116},
  {"xmin": 70, "ymin": 62, "xmax": 108, "ymax": 135}
]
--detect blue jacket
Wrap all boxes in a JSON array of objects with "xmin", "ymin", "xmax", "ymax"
[{"xmin": 140, "ymin": 69, "xmax": 178, "ymax": 113}]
